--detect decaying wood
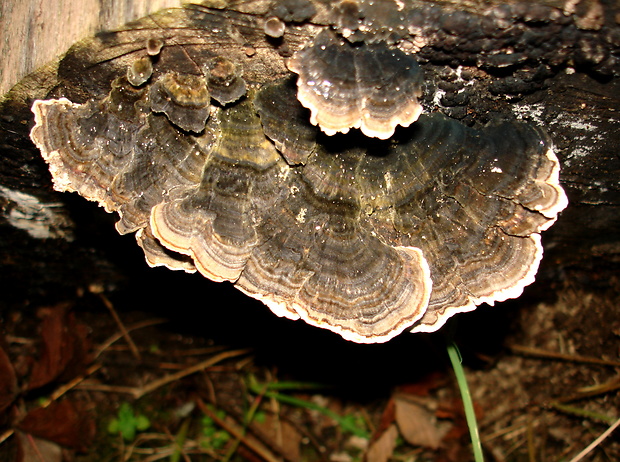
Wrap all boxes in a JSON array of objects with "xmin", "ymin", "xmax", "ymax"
[
  {"xmin": 0, "ymin": 0, "xmax": 618, "ymax": 305},
  {"xmin": 0, "ymin": 0, "xmax": 183, "ymax": 96}
]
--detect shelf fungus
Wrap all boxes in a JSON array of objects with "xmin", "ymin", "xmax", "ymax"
[
  {"xmin": 29, "ymin": 6, "xmax": 567, "ymax": 343},
  {"xmin": 288, "ymin": 30, "xmax": 424, "ymax": 139}
]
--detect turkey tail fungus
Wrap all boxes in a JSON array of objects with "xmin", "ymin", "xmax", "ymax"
[{"xmin": 30, "ymin": 1, "xmax": 567, "ymax": 343}]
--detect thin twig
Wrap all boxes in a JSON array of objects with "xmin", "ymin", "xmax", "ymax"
[
  {"xmin": 527, "ymin": 419, "xmax": 536, "ymax": 462},
  {"xmin": 196, "ymin": 398, "xmax": 282, "ymax": 462},
  {"xmin": 567, "ymin": 416, "xmax": 620, "ymax": 462},
  {"xmin": 482, "ymin": 421, "xmax": 528, "ymax": 443},
  {"xmin": 577, "ymin": 375, "xmax": 620, "ymax": 395},
  {"xmin": 549, "ymin": 403, "xmax": 617, "ymax": 424},
  {"xmin": 45, "ymin": 363, "xmax": 102, "ymax": 405},
  {"xmin": 95, "ymin": 318, "xmax": 167, "ymax": 359},
  {"xmin": 78, "ymin": 349, "xmax": 251, "ymax": 399},
  {"xmin": 509, "ymin": 344, "xmax": 620, "ymax": 367},
  {"xmin": 223, "ymin": 380, "xmax": 268, "ymax": 462},
  {"xmin": 135, "ymin": 349, "xmax": 251, "ymax": 399},
  {"xmin": 75, "ymin": 383, "xmax": 145, "ymax": 395},
  {"xmin": 553, "ymin": 375, "xmax": 620, "ymax": 404},
  {"xmin": 98, "ymin": 293, "xmax": 142, "ymax": 360},
  {"xmin": 247, "ymin": 383, "xmax": 369, "ymax": 439},
  {"xmin": 0, "ymin": 429, "xmax": 14, "ymax": 445}
]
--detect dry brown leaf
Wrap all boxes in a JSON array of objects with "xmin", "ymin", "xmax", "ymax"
[
  {"xmin": 366, "ymin": 424, "xmax": 399, "ymax": 462},
  {"xmin": 0, "ymin": 345, "xmax": 17, "ymax": 412},
  {"xmin": 252, "ymin": 413, "xmax": 303, "ymax": 462},
  {"xmin": 27, "ymin": 304, "xmax": 91, "ymax": 390},
  {"xmin": 16, "ymin": 400, "xmax": 95, "ymax": 451},
  {"xmin": 394, "ymin": 397, "xmax": 441, "ymax": 449},
  {"xmin": 373, "ymin": 398, "xmax": 396, "ymax": 438},
  {"xmin": 16, "ymin": 431, "xmax": 62, "ymax": 462}
]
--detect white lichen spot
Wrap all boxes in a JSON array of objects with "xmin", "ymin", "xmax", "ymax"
[
  {"xmin": 511, "ymin": 102, "xmax": 545, "ymax": 125},
  {"xmin": 296, "ymin": 207, "xmax": 307, "ymax": 224},
  {"xmin": 491, "ymin": 166, "xmax": 503, "ymax": 173},
  {"xmin": 563, "ymin": 146, "xmax": 591, "ymax": 166},
  {"xmin": 0, "ymin": 186, "xmax": 73, "ymax": 240},
  {"xmin": 432, "ymin": 87, "xmax": 446, "ymax": 108},
  {"xmin": 384, "ymin": 171, "xmax": 393, "ymax": 191}
]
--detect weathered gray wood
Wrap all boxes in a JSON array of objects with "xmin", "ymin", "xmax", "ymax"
[{"xmin": 0, "ymin": 0, "xmax": 183, "ymax": 96}]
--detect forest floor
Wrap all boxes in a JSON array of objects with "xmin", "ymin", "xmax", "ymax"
[{"xmin": 1, "ymin": 244, "xmax": 619, "ymax": 462}]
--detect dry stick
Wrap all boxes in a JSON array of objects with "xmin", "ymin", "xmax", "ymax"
[
  {"xmin": 95, "ymin": 318, "xmax": 167, "ymax": 359},
  {"xmin": 526, "ymin": 419, "xmax": 536, "ymax": 462},
  {"xmin": 87, "ymin": 349, "xmax": 251, "ymax": 399},
  {"xmin": 44, "ymin": 363, "xmax": 103, "ymax": 405},
  {"xmin": 135, "ymin": 349, "xmax": 251, "ymax": 398},
  {"xmin": 482, "ymin": 421, "xmax": 529, "ymax": 443},
  {"xmin": 578, "ymin": 375, "xmax": 620, "ymax": 394},
  {"xmin": 549, "ymin": 403, "xmax": 616, "ymax": 424},
  {"xmin": 222, "ymin": 381, "xmax": 268, "ymax": 462},
  {"xmin": 25, "ymin": 433, "xmax": 46, "ymax": 462},
  {"xmin": 98, "ymin": 293, "xmax": 142, "ymax": 360},
  {"xmin": 161, "ymin": 422, "xmax": 192, "ymax": 462},
  {"xmin": 196, "ymin": 398, "xmax": 282, "ymax": 462},
  {"xmin": 567, "ymin": 416, "xmax": 620, "ymax": 462},
  {"xmin": 509, "ymin": 344, "xmax": 620, "ymax": 368},
  {"xmin": 76, "ymin": 383, "xmax": 144, "ymax": 395},
  {"xmin": 0, "ymin": 430, "xmax": 13, "ymax": 445},
  {"xmin": 553, "ymin": 375, "xmax": 620, "ymax": 404}
]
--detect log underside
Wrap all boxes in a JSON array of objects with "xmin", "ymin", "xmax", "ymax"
[{"xmin": 0, "ymin": 0, "xmax": 618, "ymax": 304}]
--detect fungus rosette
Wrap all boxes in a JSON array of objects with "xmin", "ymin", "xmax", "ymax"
[
  {"xmin": 288, "ymin": 29, "xmax": 424, "ymax": 139},
  {"xmin": 30, "ymin": 8, "xmax": 567, "ymax": 343},
  {"xmin": 204, "ymin": 57, "xmax": 247, "ymax": 105},
  {"xmin": 149, "ymin": 72, "xmax": 211, "ymax": 133}
]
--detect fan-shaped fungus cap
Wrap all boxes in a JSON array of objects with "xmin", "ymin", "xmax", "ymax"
[
  {"xmin": 31, "ymin": 71, "xmax": 567, "ymax": 343},
  {"xmin": 204, "ymin": 57, "xmax": 247, "ymax": 105},
  {"xmin": 146, "ymin": 38, "xmax": 164, "ymax": 56},
  {"xmin": 127, "ymin": 57, "xmax": 153, "ymax": 87},
  {"xmin": 253, "ymin": 76, "xmax": 318, "ymax": 165},
  {"xmin": 149, "ymin": 72, "xmax": 211, "ymax": 133},
  {"xmin": 288, "ymin": 30, "xmax": 424, "ymax": 139},
  {"xmin": 264, "ymin": 17, "xmax": 286, "ymax": 38}
]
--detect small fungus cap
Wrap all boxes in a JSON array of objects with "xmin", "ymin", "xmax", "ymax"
[
  {"xmin": 149, "ymin": 72, "xmax": 211, "ymax": 133},
  {"xmin": 264, "ymin": 17, "xmax": 286, "ymax": 38},
  {"xmin": 127, "ymin": 57, "xmax": 153, "ymax": 87},
  {"xmin": 204, "ymin": 57, "xmax": 247, "ymax": 105},
  {"xmin": 288, "ymin": 30, "xmax": 424, "ymax": 139}
]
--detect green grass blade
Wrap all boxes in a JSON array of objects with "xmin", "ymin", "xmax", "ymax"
[{"xmin": 447, "ymin": 340, "xmax": 484, "ymax": 462}]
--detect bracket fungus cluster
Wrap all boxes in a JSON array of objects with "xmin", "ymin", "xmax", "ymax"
[
  {"xmin": 288, "ymin": 29, "xmax": 424, "ymax": 139},
  {"xmin": 30, "ymin": 1, "xmax": 567, "ymax": 343}
]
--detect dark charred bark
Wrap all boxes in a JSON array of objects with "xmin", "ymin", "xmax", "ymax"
[{"xmin": 0, "ymin": 0, "xmax": 618, "ymax": 302}]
